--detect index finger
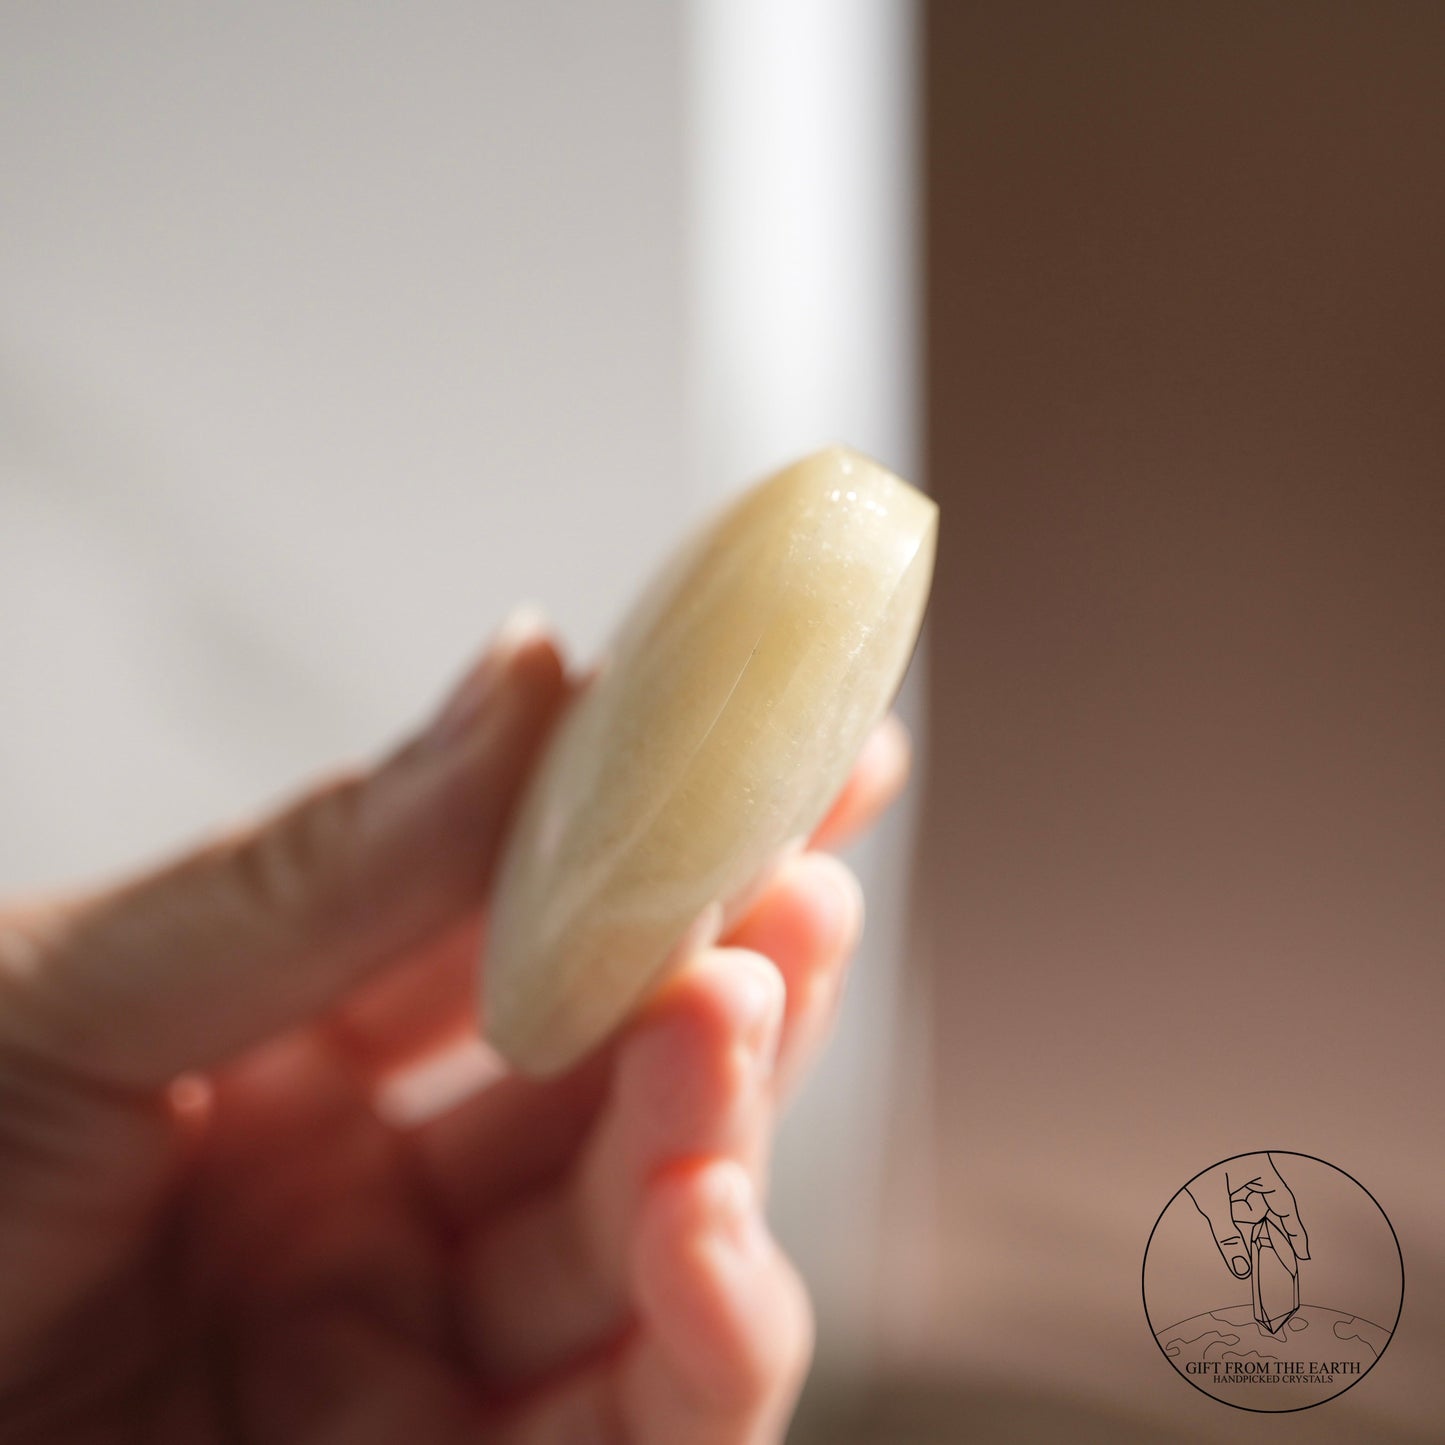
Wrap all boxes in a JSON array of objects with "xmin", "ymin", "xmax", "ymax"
[{"xmin": 0, "ymin": 625, "xmax": 566, "ymax": 1092}]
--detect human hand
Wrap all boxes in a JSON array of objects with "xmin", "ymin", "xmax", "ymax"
[
  {"xmin": 1186, "ymin": 1152, "xmax": 1311, "ymax": 1281},
  {"xmin": 0, "ymin": 617, "xmax": 910, "ymax": 1443}
]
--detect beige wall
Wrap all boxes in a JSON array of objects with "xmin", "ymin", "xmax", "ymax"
[{"xmin": 909, "ymin": 4, "xmax": 1444, "ymax": 1439}]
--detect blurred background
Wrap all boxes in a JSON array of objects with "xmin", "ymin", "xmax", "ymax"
[{"xmin": 1, "ymin": 3, "xmax": 1441, "ymax": 1441}]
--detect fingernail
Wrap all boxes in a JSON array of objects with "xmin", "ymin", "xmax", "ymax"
[
  {"xmin": 429, "ymin": 604, "xmax": 550, "ymax": 747},
  {"xmin": 1231, "ymin": 1255, "xmax": 1251, "ymax": 1278}
]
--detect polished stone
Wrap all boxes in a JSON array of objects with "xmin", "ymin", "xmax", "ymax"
[{"xmin": 484, "ymin": 447, "xmax": 938, "ymax": 1075}]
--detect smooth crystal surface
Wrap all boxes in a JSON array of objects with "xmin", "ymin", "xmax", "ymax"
[{"xmin": 482, "ymin": 447, "xmax": 938, "ymax": 1075}]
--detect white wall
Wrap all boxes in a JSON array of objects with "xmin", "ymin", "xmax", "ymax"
[
  {"xmin": 0, "ymin": 0, "xmax": 920, "ymax": 1378},
  {"xmin": 0, "ymin": 3, "xmax": 690, "ymax": 882}
]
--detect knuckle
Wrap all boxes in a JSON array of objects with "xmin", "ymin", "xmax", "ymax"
[{"xmin": 227, "ymin": 772, "xmax": 369, "ymax": 927}]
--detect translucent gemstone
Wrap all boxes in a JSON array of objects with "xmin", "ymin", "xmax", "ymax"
[{"xmin": 482, "ymin": 447, "xmax": 938, "ymax": 1075}]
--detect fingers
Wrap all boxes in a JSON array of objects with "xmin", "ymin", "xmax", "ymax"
[
  {"xmin": 428, "ymin": 853, "xmax": 857, "ymax": 1386},
  {"xmin": 457, "ymin": 948, "xmax": 785, "ymax": 1383},
  {"xmin": 0, "ymin": 615, "xmax": 567, "ymax": 1091},
  {"xmin": 419, "ymin": 853, "xmax": 855, "ymax": 1381},
  {"xmin": 411, "ymin": 850, "xmax": 860, "ymax": 1219},
  {"xmin": 809, "ymin": 712, "xmax": 911, "ymax": 851},
  {"xmin": 326, "ymin": 711, "xmax": 889, "ymax": 1103},
  {"xmin": 445, "ymin": 843, "xmax": 855, "ymax": 1387},
  {"xmin": 720, "ymin": 851, "xmax": 863, "ymax": 1100},
  {"xmin": 336, "ymin": 708, "xmax": 890, "ymax": 1104},
  {"xmin": 487, "ymin": 1162, "xmax": 812, "ymax": 1445},
  {"xmin": 620, "ymin": 1161, "xmax": 812, "ymax": 1444},
  {"xmin": 414, "ymin": 806, "xmax": 863, "ymax": 1437},
  {"xmin": 190, "ymin": 1176, "xmax": 814, "ymax": 1445}
]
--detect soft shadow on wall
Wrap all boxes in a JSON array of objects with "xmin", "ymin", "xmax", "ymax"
[{"xmin": 798, "ymin": 3, "xmax": 1445, "ymax": 1442}]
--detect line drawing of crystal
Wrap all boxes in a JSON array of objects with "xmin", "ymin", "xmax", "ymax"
[{"xmin": 1250, "ymin": 1215, "xmax": 1301, "ymax": 1334}]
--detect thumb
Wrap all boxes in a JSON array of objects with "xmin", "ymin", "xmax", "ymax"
[
  {"xmin": 1186, "ymin": 1183, "xmax": 1253, "ymax": 1280},
  {"xmin": 0, "ymin": 613, "xmax": 565, "ymax": 1093}
]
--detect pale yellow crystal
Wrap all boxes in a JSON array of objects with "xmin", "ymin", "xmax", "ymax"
[{"xmin": 483, "ymin": 447, "xmax": 938, "ymax": 1075}]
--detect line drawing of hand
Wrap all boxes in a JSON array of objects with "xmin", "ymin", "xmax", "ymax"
[{"xmin": 1186, "ymin": 1152, "xmax": 1311, "ymax": 1281}]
